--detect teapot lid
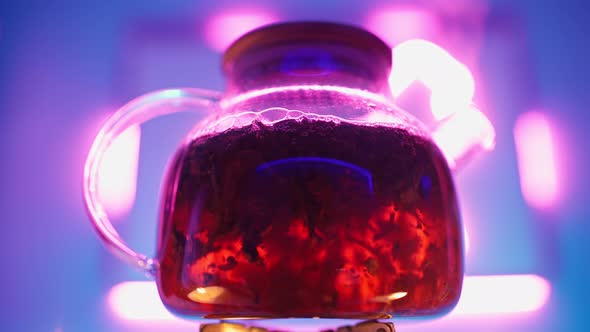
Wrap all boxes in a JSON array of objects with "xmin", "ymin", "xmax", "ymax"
[{"xmin": 222, "ymin": 21, "xmax": 392, "ymax": 77}]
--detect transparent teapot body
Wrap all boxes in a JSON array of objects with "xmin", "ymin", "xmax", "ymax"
[
  {"xmin": 82, "ymin": 22, "xmax": 495, "ymax": 324},
  {"xmin": 156, "ymin": 86, "xmax": 463, "ymax": 318}
]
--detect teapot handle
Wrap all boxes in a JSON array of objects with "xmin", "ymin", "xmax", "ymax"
[{"xmin": 83, "ymin": 88, "xmax": 222, "ymax": 278}]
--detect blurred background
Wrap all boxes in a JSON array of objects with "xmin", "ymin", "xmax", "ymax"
[{"xmin": 1, "ymin": 0, "xmax": 589, "ymax": 331}]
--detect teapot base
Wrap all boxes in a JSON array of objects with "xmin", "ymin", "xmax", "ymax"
[{"xmin": 200, "ymin": 319, "xmax": 396, "ymax": 332}]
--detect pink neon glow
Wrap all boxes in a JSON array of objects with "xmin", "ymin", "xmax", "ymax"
[
  {"xmin": 390, "ymin": 39, "xmax": 475, "ymax": 121},
  {"xmin": 204, "ymin": 10, "xmax": 279, "ymax": 52},
  {"xmin": 366, "ymin": 7, "xmax": 440, "ymax": 46},
  {"xmin": 108, "ymin": 281, "xmax": 176, "ymax": 321},
  {"xmin": 429, "ymin": 0, "xmax": 489, "ymax": 16},
  {"xmin": 451, "ymin": 274, "xmax": 550, "ymax": 316},
  {"xmin": 432, "ymin": 107, "xmax": 495, "ymax": 168},
  {"xmin": 97, "ymin": 124, "xmax": 141, "ymax": 218},
  {"xmin": 108, "ymin": 275, "xmax": 550, "ymax": 324},
  {"xmin": 514, "ymin": 112, "xmax": 559, "ymax": 209}
]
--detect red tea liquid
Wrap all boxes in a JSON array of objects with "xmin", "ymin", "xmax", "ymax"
[{"xmin": 157, "ymin": 118, "xmax": 463, "ymax": 318}]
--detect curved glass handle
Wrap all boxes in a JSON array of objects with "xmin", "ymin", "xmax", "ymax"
[{"xmin": 83, "ymin": 88, "xmax": 222, "ymax": 278}]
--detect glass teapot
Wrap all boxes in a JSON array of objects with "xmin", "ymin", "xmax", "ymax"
[{"xmin": 84, "ymin": 22, "xmax": 493, "ymax": 323}]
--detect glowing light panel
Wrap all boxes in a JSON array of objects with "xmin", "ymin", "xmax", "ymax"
[
  {"xmin": 108, "ymin": 275, "xmax": 550, "ymax": 324},
  {"xmin": 108, "ymin": 281, "xmax": 176, "ymax": 321},
  {"xmin": 451, "ymin": 274, "xmax": 550, "ymax": 316},
  {"xmin": 97, "ymin": 124, "xmax": 141, "ymax": 218},
  {"xmin": 204, "ymin": 10, "xmax": 278, "ymax": 52},
  {"xmin": 514, "ymin": 112, "xmax": 559, "ymax": 209}
]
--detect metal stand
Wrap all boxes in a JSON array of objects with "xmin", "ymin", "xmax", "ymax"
[{"xmin": 200, "ymin": 320, "xmax": 396, "ymax": 332}]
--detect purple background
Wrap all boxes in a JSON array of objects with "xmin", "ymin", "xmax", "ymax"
[{"xmin": 0, "ymin": 0, "xmax": 588, "ymax": 331}]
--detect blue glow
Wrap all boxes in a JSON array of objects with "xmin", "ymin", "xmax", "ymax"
[
  {"xmin": 280, "ymin": 48, "xmax": 337, "ymax": 77},
  {"xmin": 420, "ymin": 175, "xmax": 432, "ymax": 199},
  {"xmin": 256, "ymin": 156, "xmax": 374, "ymax": 194}
]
